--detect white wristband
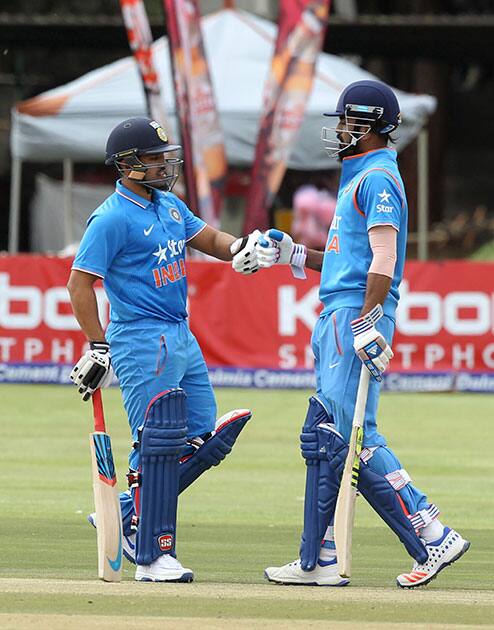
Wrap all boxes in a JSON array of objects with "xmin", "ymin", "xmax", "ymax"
[{"xmin": 290, "ymin": 244, "xmax": 307, "ymax": 279}]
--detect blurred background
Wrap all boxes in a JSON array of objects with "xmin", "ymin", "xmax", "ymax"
[{"xmin": 0, "ymin": 0, "xmax": 493, "ymax": 258}]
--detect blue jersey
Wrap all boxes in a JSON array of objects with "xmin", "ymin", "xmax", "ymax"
[
  {"xmin": 319, "ymin": 148, "xmax": 407, "ymax": 320},
  {"xmin": 73, "ymin": 181, "xmax": 206, "ymax": 323}
]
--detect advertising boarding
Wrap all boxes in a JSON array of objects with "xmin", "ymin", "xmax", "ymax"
[{"xmin": 0, "ymin": 256, "xmax": 492, "ymax": 391}]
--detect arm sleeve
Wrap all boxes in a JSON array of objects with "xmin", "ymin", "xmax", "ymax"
[
  {"xmin": 357, "ymin": 171, "xmax": 403, "ymax": 232},
  {"xmin": 174, "ymin": 197, "xmax": 207, "ymax": 242},
  {"xmin": 72, "ymin": 209, "xmax": 127, "ymax": 279},
  {"xmin": 368, "ymin": 225, "xmax": 397, "ymax": 278}
]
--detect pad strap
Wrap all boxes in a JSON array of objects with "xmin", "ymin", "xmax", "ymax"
[
  {"xmin": 385, "ymin": 468, "xmax": 412, "ymax": 491},
  {"xmin": 127, "ymin": 468, "xmax": 141, "ymax": 490},
  {"xmin": 408, "ymin": 504, "xmax": 440, "ymax": 531},
  {"xmin": 360, "ymin": 446, "xmax": 377, "ymax": 463}
]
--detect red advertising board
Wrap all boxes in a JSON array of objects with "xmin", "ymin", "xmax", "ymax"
[{"xmin": 0, "ymin": 256, "xmax": 493, "ymax": 391}]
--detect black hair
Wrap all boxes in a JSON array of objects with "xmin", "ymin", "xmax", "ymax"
[{"xmin": 370, "ymin": 119, "xmax": 397, "ymax": 145}]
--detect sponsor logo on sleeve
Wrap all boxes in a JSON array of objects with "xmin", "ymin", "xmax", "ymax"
[{"xmin": 377, "ymin": 188, "xmax": 394, "ymax": 213}]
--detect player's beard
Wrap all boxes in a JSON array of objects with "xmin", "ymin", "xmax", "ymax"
[
  {"xmin": 149, "ymin": 179, "xmax": 169, "ymax": 191},
  {"xmin": 337, "ymin": 134, "xmax": 358, "ymax": 161},
  {"xmin": 143, "ymin": 169, "xmax": 172, "ymax": 191}
]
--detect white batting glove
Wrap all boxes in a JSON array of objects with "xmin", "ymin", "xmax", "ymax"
[
  {"xmin": 256, "ymin": 229, "xmax": 307, "ymax": 279},
  {"xmin": 230, "ymin": 229, "xmax": 261, "ymax": 275},
  {"xmin": 351, "ymin": 304, "xmax": 393, "ymax": 382},
  {"xmin": 70, "ymin": 341, "xmax": 114, "ymax": 402}
]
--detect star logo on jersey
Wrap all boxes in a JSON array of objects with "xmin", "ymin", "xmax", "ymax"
[
  {"xmin": 152, "ymin": 243, "xmax": 168, "ymax": 264},
  {"xmin": 378, "ymin": 189, "xmax": 392, "ymax": 203}
]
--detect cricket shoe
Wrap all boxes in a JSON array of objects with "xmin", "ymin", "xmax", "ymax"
[
  {"xmin": 396, "ymin": 527, "xmax": 470, "ymax": 589},
  {"xmin": 87, "ymin": 512, "xmax": 136, "ymax": 564},
  {"xmin": 135, "ymin": 554, "xmax": 194, "ymax": 583},
  {"xmin": 264, "ymin": 557, "xmax": 349, "ymax": 586}
]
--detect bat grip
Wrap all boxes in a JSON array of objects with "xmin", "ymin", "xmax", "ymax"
[
  {"xmin": 92, "ymin": 389, "xmax": 107, "ymax": 433},
  {"xmin": 352, "ymin": 366, "xmax": 371, "ymax": 429}
]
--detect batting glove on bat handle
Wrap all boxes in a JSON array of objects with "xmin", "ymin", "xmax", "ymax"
[
  {"xmin": 70, "ymin": 341, "xmax": 114, "ymax": 402},
  {"xmin": 351, "ymin": 304, "xmax": 393, "ymax": 382}
]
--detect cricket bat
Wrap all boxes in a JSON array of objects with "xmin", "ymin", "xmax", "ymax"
[
  {"xmin": 89, "ymin": 388, "xmax": 123, "ymax": 582},
  {"xmin": 334, "ymin": 365, "xmax": 371, "ymax": 578}
]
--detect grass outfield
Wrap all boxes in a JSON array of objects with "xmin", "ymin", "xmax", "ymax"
[{"xmin": 1, "ymin": 384, "xmax": 493, "ymax": 628}]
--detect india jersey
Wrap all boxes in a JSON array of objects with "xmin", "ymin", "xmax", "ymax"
[
  {"xmin": 319, "ymin": 148, "xmax": 408, "ymax": 320},
  {"xmin": 73, "ymin": 181, "xmax": 206, "ymax": 323}
]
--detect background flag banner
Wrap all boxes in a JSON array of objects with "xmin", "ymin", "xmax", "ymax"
[
  {"xmin": 119, "ymin": 0, "xmax": 169, "ymax": 128},
  {"xmin": 163, "ymin": 0, "xmax": 227, "ymax": 227},
  {"xmin": 243, "ymin": 0, "xmax": 330, "ymax": 233}
]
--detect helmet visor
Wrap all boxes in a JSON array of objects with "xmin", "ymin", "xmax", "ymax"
[{"xmin": 139, "ymin": 143, "xmax": 182, "ymax": 157}]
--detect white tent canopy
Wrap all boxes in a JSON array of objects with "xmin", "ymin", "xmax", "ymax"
[
  {"xmin": 11, "ymin": 8, "xmax": 436, "ymax": 166},
  {"xmin": 9, "ymin": 8, "xmax": 436, "ymax": 252}
]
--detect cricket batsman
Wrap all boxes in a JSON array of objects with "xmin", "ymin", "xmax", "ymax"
[
  {"xmin": 67, "ymin": 117, "xmax": 260, "ymax": 582},
  {"xmin": 252, "ymin": 80, "xmax": 470, "ymax": 588}
]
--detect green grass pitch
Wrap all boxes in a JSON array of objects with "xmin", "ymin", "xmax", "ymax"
[{"xmin": 1, "ymin": 384, "xmax": 493, "ymax": 628}]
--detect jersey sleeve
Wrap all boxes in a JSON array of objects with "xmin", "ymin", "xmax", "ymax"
[
  {"xmin": 72, "ymin": 208, "xmax": 127, "ymax": 278},
  {"xmin": 357, "ymin": 171, "xmax": 403, "ymax": 232},
  {"xmin": 175, "ymin": 197, "xmax": 207, "ymax": 241}
]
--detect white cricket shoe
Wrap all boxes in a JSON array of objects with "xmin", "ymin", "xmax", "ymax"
[
  {"xmin": 264, "ymin": 557, "xmax": 349, "ymax": 586},
  {"xmin": 135, "ymin": 553, "xmax": 194, "ymax": 583},
  {"xmin": 396, "ymin": 527, "xmax": 470, "ymax": 589},
  {"xmin": 88, "ymin": 512, "xmax": 136, "ymax": 564}
]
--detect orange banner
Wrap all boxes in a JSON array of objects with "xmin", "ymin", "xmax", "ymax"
[
  {"xmin": 119, "ymin": 0, "xmax": 169, "ymax": 128},
  {"xmin": 163, "ymin": 0, "xmax": 227, "ymax": 226},
  {"xmin": 244, "ymin": 0, "xmax": 331, "ymax": 232}
]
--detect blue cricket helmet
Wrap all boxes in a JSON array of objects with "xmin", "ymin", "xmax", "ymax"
[
  {"xmin": 105, "ymin": 116, "xmax": 181, "ymax": 165},
  {"xmin": 105, "ymin": 117, "xmax": 183, "ymax": 192},
  {"xmin": 324, "ymin": 80, "xmax": 401, "ymax": 134}
]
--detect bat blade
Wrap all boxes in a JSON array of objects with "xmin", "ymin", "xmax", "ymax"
[
  {"xmin": 90, "ymin": 430, "xmax": 123, "ymax": 582},
  {"xmin": 334, "ymin": 366, "xmax": 370, "ymax": 578}
]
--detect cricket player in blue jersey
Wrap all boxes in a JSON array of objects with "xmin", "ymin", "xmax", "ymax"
[
  {"xmin": 253, "ymin": 81, "xmax": 469, "ymax": 588},
  {"xmin": 67, "ymin": 117, "xmax": 260, "ymax": 582}
]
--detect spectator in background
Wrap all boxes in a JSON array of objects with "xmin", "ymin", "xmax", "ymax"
[{"xmin": 291, "ymin": 185, "xmax": 336, "ymax": 250}]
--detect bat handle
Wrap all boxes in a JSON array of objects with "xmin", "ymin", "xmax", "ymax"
[
  {"xmin": 92, "ymin": 389, "xmax": 106, "ymax": 433},
  {"xmin": 352, "ymin": 366, "xmax": 370, "ymax": 428}
]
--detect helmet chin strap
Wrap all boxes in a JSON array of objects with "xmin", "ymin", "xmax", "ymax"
[
  {"xmin": 338, "ymin": 133, "xmax": 363, "ymax": 159},
  {"xmin": 343, "ymin": 125, "xmax": 372, "ymax": 156}
]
